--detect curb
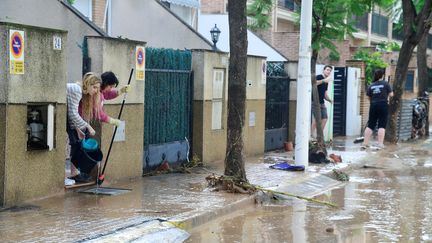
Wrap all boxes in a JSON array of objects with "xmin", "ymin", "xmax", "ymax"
[
  {"xmin": 168, "ymin": 195, "xmax": 255, "ymax": 230},
  {"xmin": 85, "ymin": 150, "xmax": 374, "ymax": 242},
  {"xmin": 88, "ymin": 172, "xmax": 346, "ymax": 242}
]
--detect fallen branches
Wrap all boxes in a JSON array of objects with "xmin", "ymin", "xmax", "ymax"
[
  {"xmin": 205, "ymin": 174, "xmax": 255, "ymax": 194},
  {"xmin": 205, "ymin": 174, "xmax": 338, "ymax": 208},
  {"xmin": 254, "ymin": 185, "xmax": 338, "ymax": 208}
]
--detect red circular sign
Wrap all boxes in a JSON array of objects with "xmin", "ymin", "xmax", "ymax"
[
  {"xmin": 10, "ymin": 32, "xmax": 24, "ymax": 59},
  {"xmin": 136, "ymin": 48, "xmax": 144, "ymax": 67}
]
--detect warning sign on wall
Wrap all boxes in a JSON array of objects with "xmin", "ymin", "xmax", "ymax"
[
  {"xmin": 9, "ymin": 30, "xmax": 25, "ymax": 75},
  {"xmin": 136, "ymin": 46, "xmax": 145, "ymax": 81}
]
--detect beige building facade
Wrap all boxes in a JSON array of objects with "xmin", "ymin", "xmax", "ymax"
[
  {"xmin": 0, "ymin": 23, "xmax": 68, "ymax": 207},
  {"xmin": 192, "ymin": 50, "xmax": 266, "ymax": 163}
]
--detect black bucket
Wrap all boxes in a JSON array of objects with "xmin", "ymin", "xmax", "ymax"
[{"xmin": 71, "ymin": 147, "xmax": 103, "ymax": 174}]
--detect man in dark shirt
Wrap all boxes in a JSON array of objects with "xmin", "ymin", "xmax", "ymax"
[{"xmin": 311, "ymin": 65, "xmax": 333, "ymax": 137}]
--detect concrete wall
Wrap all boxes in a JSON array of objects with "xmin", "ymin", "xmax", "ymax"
[
  {"xmin": 192, "ymin": 50, "xmax": 229, "ymax": 163},
  {"xmin": 0, "ymin": 23, "xmax": 67, "ymax": 207},
  {"xmin": 86, "ymin": 37, "xmax": 145, "ymax": 181},
  {"xmin": 110, "ymin": 0, "xmax": 212, "ymax": 50},
  {"xmin": 191, "ymin": 50, "xmax": 265, "ymax": 163},
  {"xmin": 244, "ymin": 56, "xmax": 266, "ymax": 156},
  {"xmin": 0, "ymin": 0, "xmax": 104, "ymax": 83}
]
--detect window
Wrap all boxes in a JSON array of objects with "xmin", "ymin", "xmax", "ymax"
[
  {"xmin": 353, "ymin": 14, "xmax": 368, "ymax": 32},
  {"xmin": 392, "ymin": 23, "xmax": 404, "ymax": 41},
  {"xmin": 72, "ymin": 0, "xmax": 92, "ymax": 20},
  {"xmin": 428, "ymin": 34, "xmax": 432, "ymax": 49},
  {"xmin": 372, "ymin": 13, "xmax": 388, "ymax": 36},
  {"xmin": 405, "ymin": 70, "xmax": 414, "ymax": 92},
  {"xmin": 212, "ymin": 69, "xmax": 225, "ymax": 130},
  {"xmin": 278, "ymin": 0, "xmax": 298, "ymax": 11}
]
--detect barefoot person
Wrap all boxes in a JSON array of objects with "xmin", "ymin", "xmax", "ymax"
[{"xmin": 362, "ymin": 69, "xmax": 393, "ymax": 149}]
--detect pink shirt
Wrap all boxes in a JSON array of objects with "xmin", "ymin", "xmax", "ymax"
[{"xmin": 98, "ymin": 89, "xmax": 119, "ymax": 123}]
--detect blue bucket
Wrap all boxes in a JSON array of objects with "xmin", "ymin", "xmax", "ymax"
[{"xmin": 81, "ymin": 138, "xmax": 99, "ymax": 151}]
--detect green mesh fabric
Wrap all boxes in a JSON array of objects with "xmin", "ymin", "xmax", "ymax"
[{"xmin": 144, "ymin": 48, "xmax": 192, "ymax": 146}]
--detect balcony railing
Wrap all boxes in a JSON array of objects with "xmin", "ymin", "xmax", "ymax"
[
  {"xmin": 278, "ymin": 0, "xmax": 298, "ymax": 12},
  {"xmin": 372, "ymin": 13, "xmax": 388, "ymax": 37}
]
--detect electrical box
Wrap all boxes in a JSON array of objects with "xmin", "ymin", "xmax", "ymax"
[{"xmin": 27, "ymin": 104, "xmax": 55, "ymax": 151}]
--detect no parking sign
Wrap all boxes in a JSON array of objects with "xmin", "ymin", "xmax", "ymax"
[
  {"xmin": 9, "ymin": 30, "xmax": 25, "ymax": 74},
  {"xmin": 136, "ymin": 46, "xmax": 145, "ymax": 80}
]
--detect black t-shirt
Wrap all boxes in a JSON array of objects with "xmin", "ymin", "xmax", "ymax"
[
  {"xmin": 367, "ymin": 80, "xmax": 392, "ymax": 103},
  {"xmin": 316, "ymin": 74, "xmax": 328, "ymax": 104}
]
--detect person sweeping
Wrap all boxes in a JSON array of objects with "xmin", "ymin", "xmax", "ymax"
[{"xmin": 98, "ymin": 71, "xmax": 131, "ymax": 126}]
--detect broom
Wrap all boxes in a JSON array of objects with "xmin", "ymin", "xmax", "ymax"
[{"xmin": 97, "ymin": 68, "xmax": 134, "ymax": 185}]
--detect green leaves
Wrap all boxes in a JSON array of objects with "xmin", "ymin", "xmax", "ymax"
[
  {"xmin": 247, "ymin": 0, "xmax": 273, "ymax": 31},
  {"xmin": 376, "ymin": 41, "xmax": 401, "ymax": 52},
  {"xmin": 353, "ymin": 49, "xmax": 389, "ymax": 84}
]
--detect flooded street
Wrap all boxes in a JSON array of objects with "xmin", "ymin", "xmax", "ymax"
[{"xmin": 187, "ymin": 139, "xmax": 432, "ymax": 242}]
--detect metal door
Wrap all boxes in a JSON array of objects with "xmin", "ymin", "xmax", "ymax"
[
  {"xmin": 264, "ymin": 62, "xmax": 289, "ymax": 151},
  {"xmin": 333, "ymin": 67, "xmax": 347, "ymax": 136}
]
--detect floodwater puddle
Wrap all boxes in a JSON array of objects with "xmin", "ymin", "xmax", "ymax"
[{"xmin": 188, "ymin": 154, "xmax": 432, "ymax": 242}]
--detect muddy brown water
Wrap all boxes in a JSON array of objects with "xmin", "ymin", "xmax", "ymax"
[{"xmin": 187, "ymin": 139, "xmax": 432, "ymax": 242}]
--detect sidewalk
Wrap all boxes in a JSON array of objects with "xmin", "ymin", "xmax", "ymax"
[{"xmin": 0, "ymin": 137, "xmax": 375, "ymax": 242}]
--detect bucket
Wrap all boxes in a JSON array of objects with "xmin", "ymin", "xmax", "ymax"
[
  {"xmin": 81, "ymin": 138, "xmax": 99, "ymax": 151},
  {"xmin": 71, "ymin": 147, "xmax": 103, "ymax": 174}
]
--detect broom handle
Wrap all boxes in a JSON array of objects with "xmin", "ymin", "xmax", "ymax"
[{"xmin": 101, "ymin": 68, "xmax": 134, "ymax": 175}]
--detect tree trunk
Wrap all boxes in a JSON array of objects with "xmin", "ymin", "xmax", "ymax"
[
  {"xmin": 224, "ymin": 0, "xmax": 248, "ymax": 182},
  {"xmin": 386, "ymin": 42, "xmax": 416, "ymax": 142},
  {"xmin": 417, "ymin": 33, "xmax": 428, "ymax": 96},
  {"xmin": 388, "ymin": 0, "xmax": 432, "ymax": 142},
  {"xmin": 417, "ymin": 33, "xmax": 430, "ymax": 136}
]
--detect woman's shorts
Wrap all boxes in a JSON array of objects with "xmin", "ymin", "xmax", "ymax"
[{"xmin": 367, "ymin": 101, "xmax": 388, "ymax": 129}]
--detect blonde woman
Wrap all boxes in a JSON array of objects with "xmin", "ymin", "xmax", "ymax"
[{"xmin": 66, "ymin": 72, "xmax": 101, "ymax": 183}]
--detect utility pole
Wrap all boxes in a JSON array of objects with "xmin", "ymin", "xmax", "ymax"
[{"xmin": 295, "ymin": 0, "xmax": 313, "ymax": 167}]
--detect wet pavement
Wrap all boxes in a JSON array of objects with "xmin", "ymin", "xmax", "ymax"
[
  {"xmin": 0, "ymin": 137, "xmax": 388, "ymax": 242},
  {"xmin": 188, "ymin": 138, "xmax": 432, "ymax": 242}
]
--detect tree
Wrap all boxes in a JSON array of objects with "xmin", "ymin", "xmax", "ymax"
[
  {"xmin": 353, "ymin": 44, "xmax": 396, "ymax": 85},
  {"xmin": 247, "ymin": 0, "xmax": 274, "ymax": 31},
  {"xmin": 224, "ymin": 0, "xmax": 248, "ymax": 182},
  {"xmin": 386, "ymin": 0, "xmax": 432, "ymax": 142},
  {"xmin": 417, "ymin": 29, "xmax": 429, "ymax": 97},
  {"xmin": 391, "ymin": 0, "xmax": 429, "ymax": 97},
  {"xmin": 417, "ymin": 33, "xmax": 430, "ymax": 136}
]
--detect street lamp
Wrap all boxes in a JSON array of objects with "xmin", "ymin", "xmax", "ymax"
[{"xmin": 210, "ymin": 24, "xmax": 221, "ymax": 51}]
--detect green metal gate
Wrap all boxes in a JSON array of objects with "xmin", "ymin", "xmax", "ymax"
[{"xmin": 144, "ymin": 48, "xmax": 193, "ymax": 170}]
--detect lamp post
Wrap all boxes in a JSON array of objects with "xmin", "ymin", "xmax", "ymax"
[{"xmin": 210, "ymin": 24, "xmax": 221, "ymax": 51}]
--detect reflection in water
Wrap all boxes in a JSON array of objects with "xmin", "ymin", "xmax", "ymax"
[{"xmin": 188, "ymin": 153, "xmax": 432, "ymax": 242}]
